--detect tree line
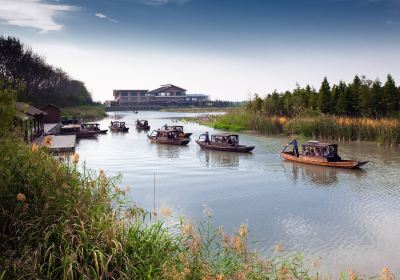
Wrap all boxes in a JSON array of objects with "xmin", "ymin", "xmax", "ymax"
[
  {"xmin": 247, "ymin": 75, "xmax": 400, "ymax": 118},
  {"xmin": 0, "ymin": 36, "xmax": 93, "ymax": 108}
]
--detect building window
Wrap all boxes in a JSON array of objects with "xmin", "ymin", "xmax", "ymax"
[
  {"xmin": 130, "ymin": 92, "xmax": 137, "ymax": 96},
  {"xmin": 121, "ymin": 92, "xmax": 128, "ymax": 97},
  {"xmin": 141, "ymin": 92, "xmax": 146, "ymax": 96}
]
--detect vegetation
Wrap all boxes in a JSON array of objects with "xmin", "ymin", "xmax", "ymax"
[
  {"xmin": 0, "ymin": 36, "xmax": 93, "ymax": 108},
  {"xmin": 247, "ymin": 75, "xmax": 400, "ymax": 118},
  {"xmin": 62, "ymin": 105, "xmax": 107, "ymax": 121},
  {"xmin": 201, "ymin": 75, "xmax": 400, "ymax": 144}
]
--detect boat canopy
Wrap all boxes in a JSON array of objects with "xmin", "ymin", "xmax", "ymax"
[
  {"xmin": 212, "ymin": 133, "xmax": 239, "ymax": 137},
  {"xmin": 302, "ymin": 141, "xmax": 337, "ymax": 148},
  {"xmin": 111, "ymin": 121, "xmax": 125, "ymax": 125}
]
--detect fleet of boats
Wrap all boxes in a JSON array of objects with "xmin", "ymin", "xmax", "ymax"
[{"xmin": 70, "ymin": 117, "xmax": 368, "ymax": 169}]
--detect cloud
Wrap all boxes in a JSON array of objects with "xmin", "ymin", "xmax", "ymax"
[
  {"xmin": 0, "ymin": 0, "xmax": 77, "ymax": 33},
  {"xmin": 141, "ymin": 0, "xmax": 189, "ymax": 6},
  {"xmin": 95, "ymin": 12, "xmax": 118, "ymax": 23}
]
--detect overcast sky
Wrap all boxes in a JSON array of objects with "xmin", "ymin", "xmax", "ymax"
[{"xmin": 0, "ymin": 0, "xmax": 399, "ymax": 101}]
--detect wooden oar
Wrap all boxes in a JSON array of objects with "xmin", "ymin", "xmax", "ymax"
[{"xmin": 281, "ymin": 144, "xmax": 288, "ymax": 153}]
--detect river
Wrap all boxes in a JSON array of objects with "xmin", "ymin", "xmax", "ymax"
[{"xmin": 76, "ymin": 111, "xmax": 400, "ymax": 277}]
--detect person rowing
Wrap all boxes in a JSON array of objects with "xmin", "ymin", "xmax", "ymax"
[{"xmin": 288, "ymin": 138, "xmax": 299, "ymax": 157}]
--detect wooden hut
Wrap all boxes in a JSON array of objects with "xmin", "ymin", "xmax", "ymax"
[
  {"xmin": 41, "ymin": 104, "xmax": 61, "ymax": 123},
  {"xmin": 15, "ymin": 102, "xmax": 47, "ymax": 142}
]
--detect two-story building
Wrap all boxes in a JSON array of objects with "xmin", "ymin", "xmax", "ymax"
[{"xmin": 112, "ymin": 84, "xmax": 209, "ymax": 109}]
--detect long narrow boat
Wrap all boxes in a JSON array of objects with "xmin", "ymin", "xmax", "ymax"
[
  {"xmin": 281, "ymin": 141, "xmax": 368, "ymax": 169},
  {"xmin": 81, "ymin": 123, "xmax": 108, "ymax": 134},
  {"xmin": 60, "ymin": 124, "xmax": 97, "ymax": 139},
  {"xmin": 109, "ymin": 121, "xmax": 129, "ymax": 132},
  {"xmin": 147, "ymin": 129, "xmax": 191, "ymax": 145},
  {"xmin": 196, "ymin": 133, "xmax": 255, "ymax": 153}
]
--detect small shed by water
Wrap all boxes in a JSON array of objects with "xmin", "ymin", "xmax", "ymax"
[
  {"xmin": 16, "ymin": 102, "xmax": 47, "ymax": 142},
  {"xmin": 41, "ymin": 104, "xmax": 61, "ymax": 124}
]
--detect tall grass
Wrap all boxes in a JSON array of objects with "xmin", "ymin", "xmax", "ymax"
[
  {"xmin": 0, "ymin": 136, "xmax": 320, "ymax": 279},
  {"xmin": 285, "ymin": 116, "xmax": 400, "ymax": 145},
  {"xmin": 200, "ymin": 110, "xmax": 400, "ymax": 145},
  {"xmin": 62, "ymin": 105, "xmax": 107, "ymax": 121},
  {"xmin": 203, "ymin": 110, "xmax": 286, "ymax": 135}
]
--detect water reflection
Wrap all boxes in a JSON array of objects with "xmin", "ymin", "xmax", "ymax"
[
  {"xmin": 198, "ymin": 150, "xmax": 253, "ymax": 168},
  {"xmin": 282, "ymin": 161, "xmax": 366, "ymax": 186},
  {"xmin": 156, "ymin": 144, "xmax": 187, "ymax": 159}
]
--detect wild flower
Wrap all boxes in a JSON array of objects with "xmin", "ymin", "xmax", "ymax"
[
  {"xmin": 61, "ymin": 182, "xmax": 69, "ymax": 189},
  {"xmin": 380, "ymin": 267, "xmax": 394, "ymax": 280},
  {"xmin": 239, "ymin": 224, "xmax": 248, "ymax": 238},
  {"xmin": 232, "ymin": 236, "xmax": 241, "ymax": 251},
  {"xmin": 31, "ymin": 143, "xmax": 39, "ymax": 152},
  {"xmin": 274, "ymin": 242, "xmax": 283, "ymax": 254},
  {"xmin": 16, "ymin": 193, "xmax": 26, "ymax": 202},
  {"xmin": 71, "ymin": 153, "xmax": 79, "ymax": 164},
  {"xmin": 182, "ymin": 223, "xmax": 194, "ymax": 236},
  {"xmin": 44, "ymin": 135, "xmax": 52, "ymax": 146},
  {"xmin": 190, "ymin": 236, "xmax": 201, "ymax": 253},
  {"xmin": 159, "ymin": 205, "xmax": 173, "ymax": 217},
  {"xmin": 278, "ymin": 265, "xmax": 289, "ymax": 280},
  {"xmin": 348, "ymin": 268, "xmax": 356, "ymax": 280},
  {"xmin": 99, "ymin": 169, "xmax": 106, "ymax": 180},
  {"xmin": 216, "ymin": 274, "xmax": 223, "ymax": 280}
]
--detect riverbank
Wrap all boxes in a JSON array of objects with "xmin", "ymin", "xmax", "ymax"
[
  {"xmin": 192, "ymin": 110, "xmax": 400, "ymax": 145},
  {"xmin": 62, "ymin": 105, "xmax": 107, "ymax": 121}
]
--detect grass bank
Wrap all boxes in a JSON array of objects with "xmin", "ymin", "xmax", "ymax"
[
  {"xmin": 197, "ymin": 110, "xmax": 400, "ymax": 145},
  {"xmin": 62, "ymin": 105, "xmax": 107, "ymax": 121}
]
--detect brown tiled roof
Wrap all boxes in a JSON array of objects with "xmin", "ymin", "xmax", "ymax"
[
  {"xmin": 16, "ymin": 102, "xmax": 47, "ymax": 116},
  {"xmin": 40, "ymin": 103, "xmax": 61, "ymax": 111}
]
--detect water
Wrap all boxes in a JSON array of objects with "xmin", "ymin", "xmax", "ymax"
[{"xmin": 76, "ymin": 111, "xmax": 400, "ymax": 277}]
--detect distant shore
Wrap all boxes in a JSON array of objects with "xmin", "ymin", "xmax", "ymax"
[{"xmin": 62, "ymin": 105, "xmax": 107, "ymax": 121}]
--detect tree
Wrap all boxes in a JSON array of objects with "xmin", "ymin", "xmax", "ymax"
[
  {"xmin": 383, "ymin": 74, "xmax": 399, "ymax": 116},
  {"xmin": 318, "ymin": 77, "xmax": 331, "ymax": 114}
]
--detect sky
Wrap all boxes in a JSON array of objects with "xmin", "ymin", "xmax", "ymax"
[{"xmin": 0, "ymin": 0, "xmax": 399, "ymax": 102}]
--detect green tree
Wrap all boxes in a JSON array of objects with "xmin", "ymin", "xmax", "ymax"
[
  {"xmin": 383, "ymin": 74, "xmax": 399, "ymax": 116},
  {"xmin": 318, "ymin": 77, "xmax": 331, "ymax": 114}
]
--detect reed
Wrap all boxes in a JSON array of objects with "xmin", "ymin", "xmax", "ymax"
[{"xmin": 203, "ymin": 111, "xmax": 400, "ymax": 144}]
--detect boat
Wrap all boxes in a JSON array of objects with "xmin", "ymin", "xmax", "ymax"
[
  {"xmin": 147, "ymin": 129, "xmax": 191, "ymax": 145},
  {"xmin": 81, "ymin": 123, "xmax": 108, "ymax": 134},
  {"xmin": 280, "ymin": 141, "xmax": 368, "ymax": 169},
  {"xmin": 196, "ymin": 133, "xmax": 255, "ymax": 153},
  {"xmin": 162, "ymin": 125, "xmax": 192, "ymax": 138},
  {"xmin": 60, "ymin": 124, "xmax": 97, "ymax": 139},
  {"xmin": 109, "ymin": 121, "xmax": 129, "ymax": 132},
  {"xmin": 136, "ymin": 119, "xmax": 150, "ymax": 130}
]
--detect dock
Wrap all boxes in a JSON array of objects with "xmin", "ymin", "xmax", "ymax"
[{"xmin": 35, "ymin": 135, "xmax": 76, "ymax": 153}]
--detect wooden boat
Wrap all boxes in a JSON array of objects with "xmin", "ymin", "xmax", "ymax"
[
  {"xmin": 136, "ymin": 119, "xmax": 150, "ymax": 130},
  {"xmin": 196, "ymin": 133, "xmax": 255, "ymax": 153},
  {"xmin": 147, "ymin": 129, "xmax": 191, "ymax": 145},
  {"xmin": 281, "ymin": 141, "xmax": 368, "ymax": 169},
  {"xmin": 109, "ymin": 121, "xmax": 129, "ymax": 132},
  {"xmin": 81, "ymin": 123, "xmax": 108, "ymax": 134},
  {"xmin": 60, "ymin": 124, "xmax": 97, "ymax": 139},
  {"xmin": 162, "ymin": 125, "xmax": 192, "ymax": 138}
]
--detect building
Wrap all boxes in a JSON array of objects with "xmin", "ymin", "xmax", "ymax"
[
  {"xmin": 41, "ymin": 104, "xmax": 61, "ymax": 123},
  {"xmin": 112, "ymin": 84, "xmax": 209, "ymax": 109},
  {"xmin": 16, "ymin": 102, "xmax": 47, "ymax": 142}
]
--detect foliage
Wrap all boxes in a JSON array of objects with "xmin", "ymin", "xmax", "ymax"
[
  {"xmin": 246, "ymin": 74, "xmax": 400, "ymax": 118},
  {"xmin": 0, "ymin": 36, "xmax": 93, "ymax": 108},
  {"xmin": 62, "ymin": 105, "xmax": 107, "ymax": 121}
]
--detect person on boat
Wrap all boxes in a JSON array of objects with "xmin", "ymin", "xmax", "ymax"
[
  {"xmin": 323, "ymin": 147, "xmax": 329, "ymax": 157},
  {"xmin": 204, "ymin": 132, "xmax": 210, "ymax": 144},
  {"xmin": 288, "ymin": 138, "xmax": 299, "ymax": 157}
]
